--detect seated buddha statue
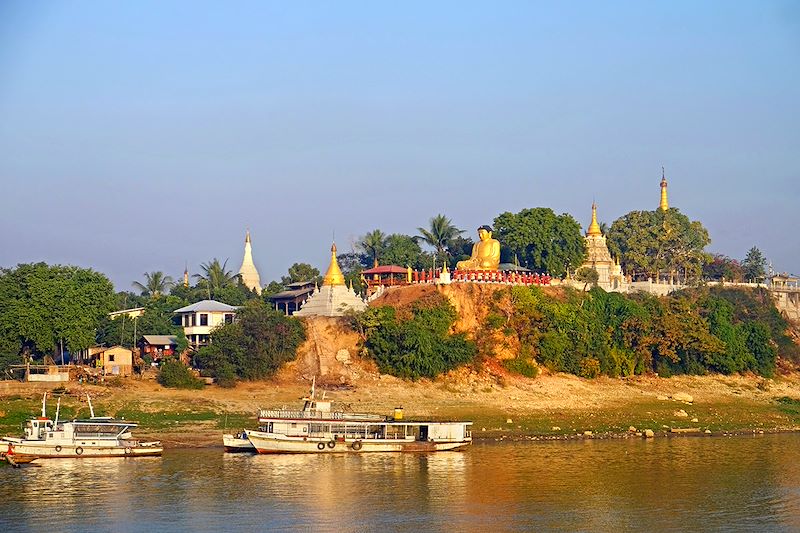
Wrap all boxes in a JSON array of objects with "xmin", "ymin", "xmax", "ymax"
[{"xmin": 456, "ymin": 225, "xmax": 501, "ymax": 271}]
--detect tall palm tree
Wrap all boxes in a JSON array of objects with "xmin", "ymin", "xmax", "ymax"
[
  {"xmin": 416, "ymin": 214, "xmax": 464, "ymax": 259},
  {"xmin": 358, "ymin": 229, "xmax": 386, "ymax": 268},
  {"xmin": 132, "ymin": 271, "xmax": 174, "ymax": 298},
  {"xmin": 193, "ymin": 258, "xmax": 238, "ymax": 298}
]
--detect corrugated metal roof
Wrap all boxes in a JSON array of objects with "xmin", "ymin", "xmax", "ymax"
[
  {"xmin": 362, "ymin": 265, "xmax": 408, "ymax": 275},
  {"xmin": 173, "ymin": 300, "xmax": 238, "ymax": 313},
  {"xmin": 142, "ymin": 335, "xmax": 178, "ymax": 345}
]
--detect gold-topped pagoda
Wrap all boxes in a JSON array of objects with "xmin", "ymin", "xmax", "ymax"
[
  {"xmin": 587, "ymin": 202, "xmax": 602, "ymax": 236},
  {"xmin": 295, "ymin": 241, "xmax": 367, "ymax": 317},
  {"xmin": 578, "ymin": 202, "xmax": 626, "ymax": 291},
  {"xmin": 659, "ymin": 167, "xmax": 669, "ymax": 211},
  {"xmin": 322, "ymin": 243, "xmax": 345, "ymax": 286}
]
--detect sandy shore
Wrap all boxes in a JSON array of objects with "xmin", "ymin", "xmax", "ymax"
[{"xmin": 4, "ymin": 369, "xmax": 800, "ymax": 448}]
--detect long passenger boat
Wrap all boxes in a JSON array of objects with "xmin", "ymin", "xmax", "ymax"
[
  {"xmin": 1, "ymin": 394, "xmax": 163, "ymax": 459},
  {"xmin": 243, "ymin": 381, "xmax": 472, "ymax": 454}
]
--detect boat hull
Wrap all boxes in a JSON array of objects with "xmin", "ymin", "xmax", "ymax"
[
  {"xmin": 223, "ymin": 434, "xmax": 256, "ymax": 453},
  {"xmin": 246, "ymin": 431, "xmax": 471, "ymax": 454},
  {"xmin": 2, "ymin": 438, "xmax": 162, "ymax": 458}
]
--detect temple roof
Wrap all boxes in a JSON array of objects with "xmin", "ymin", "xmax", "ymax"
[
  {"xmin": 362, "ymin": 265, "xmax": 408, "ymax": 275},
  {"xmin": 173, "ymin": 300, "xmax": 238, "ymax": 313}
]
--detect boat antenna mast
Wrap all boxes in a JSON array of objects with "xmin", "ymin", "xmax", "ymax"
[
  {"xmin": 87, "ymin": 394, "xmax": 95, "ymax": 418},
  {"xmin": 41, "ymin": 392, "xmax": 47, "ymax": 418},
  {"xmin": 54, "ymin": 397, "xmax": 61, "ymax": 427}
]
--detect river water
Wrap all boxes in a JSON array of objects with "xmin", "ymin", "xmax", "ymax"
[{"xmin": 3, "ymin": 434, "xmax": 800, "ymax": 532}]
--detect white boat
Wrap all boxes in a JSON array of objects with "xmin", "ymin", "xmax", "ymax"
[
  {"xmin": 222, "ymin": 430, "xmax": 255, "ymax": 453},
  {"xmin": 244, "ymin": 380, "xmax": 472, "ymax": 454},
  {"xmin": 1, "ymin": 394, "xmax": 163, "ymax": 459}
]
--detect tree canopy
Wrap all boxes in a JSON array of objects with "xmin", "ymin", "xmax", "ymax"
[
  {"xmin": 742, "ymin": 246, "xmax": 767, "ymax": 282},
  {"xmin": 493, "ymin": 208, "xmax": 585, "ymax": 277},
  {"xmin": 195, "ymin": 300, "xmax": 306, "ymax": 386},
  {"xmin": 0, "ymin": 263, "xmax": 115, "ymax": 366},
  {"xmin": 607, "ymin": 208, "xmax": 710, "ymax": 281},
  {"xmin": 132, "ymin": 271, "xmax": 174, "ymax": 298},
  {"xmin": 416, "ymin": 214, "xmax": 463, "ymax": 265}
]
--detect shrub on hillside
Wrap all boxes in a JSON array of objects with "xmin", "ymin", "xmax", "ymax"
[
  {"xmin": 157, "ymin": 359, "xmax": 204, "ymax": 389},
  {"xmin": 195, "ymin": 300, "xmax": 306, "ymax": 383},
  {"xmin": 357, "ymin": 294, "xmax": 477, "ymax": 380}
]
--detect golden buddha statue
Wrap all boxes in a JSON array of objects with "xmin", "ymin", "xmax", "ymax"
[{"xmin": 456, "ymin": 225, "xmax": 501, "ymax": 271}]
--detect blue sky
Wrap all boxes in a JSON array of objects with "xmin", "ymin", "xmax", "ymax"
[{"xmin": 1, "ymin": 1, "xmax": 798, "ymax": 289}]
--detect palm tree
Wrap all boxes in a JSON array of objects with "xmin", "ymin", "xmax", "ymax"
[
  {"xmin": 194, "ymin": 258, "xmax": 238, "ymax": 298},
  {"xmin": 132, "ymin": 271, "xmax": 174, "ymax": 298},
  {"xmin": 358, "ymin": 229, "xmax": 386, "ymax": 268},
  {"xmin": 416, "ymin": 214, "xmax": 464, "ymax": 260}
]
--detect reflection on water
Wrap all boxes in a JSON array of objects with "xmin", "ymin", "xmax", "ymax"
[{"xmin": 2, "ymin": 434, "xmax": 800, "ymax": 532}]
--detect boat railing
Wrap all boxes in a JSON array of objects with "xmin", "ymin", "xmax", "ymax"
[
  {"xmin": 259, "ymin": 409, "xmax": 345, "ymax": 420},
  {"xmin": 258, "ymin": 409, "xmax": 386, "ymax": 421}
]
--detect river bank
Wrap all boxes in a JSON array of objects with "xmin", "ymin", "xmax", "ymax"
[{"xmin": 3, "ymin": 370, "xmax": 800, "ymax": 448}]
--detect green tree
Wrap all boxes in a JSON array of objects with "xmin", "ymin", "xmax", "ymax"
[
  {"xmin": 416, "ymin": 214, "xmax": 464, "ymax": 265},
  {"xmin": 742, "ymin": 246, "xmax": 767, "ymax": 283},
  {"xmin": 195, "ymin": 300, "xmax": 306, "ymax": 384},
  {"xmin": 703, "ymin": 254, "xmax": 744, "ymax": 282},
  {"xmin": 281, "ymin": 263, "xmax": 321, "ymax": 286},
  {"xmin": 575, "ymin": 266, "xmax": 600, "ymax": 291},
  {"xmin": 358, "ymin": 229, "xmax": 387, "ymax": 268},
  {"xmin": 0, "ymin": 263, "xmax": 115, "ymax": 361},
  {"xmin": 132, "ymin": 271, "xmax": 174, "ymax": 298},
  {"xmin": 607, "ymin": 209, "xmax": 710, "ymax": 282},
  {"xmin": 357, "ymin": 294, "xmax": 476, "ymax": 380},
  {"xmin": 381, "ymin": 234, "xmax": 427, "ymax": 269},
  {"xmin": 493, "ymin": 208, "xmax": 585, "ymax": 277},
  {"xmin": 194, "ymin": 258, "xmax": 238, "ymax": 299}
]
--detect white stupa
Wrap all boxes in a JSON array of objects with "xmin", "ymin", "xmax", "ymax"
[
  {"xmin": 238, "ymin": 230, "xmax": 262, "ymax": 294},
  {"xmin": 295, "ymin": 242, "xmax": 367, "ymax": 317}
]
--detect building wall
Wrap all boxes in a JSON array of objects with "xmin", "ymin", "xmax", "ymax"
[{"xmin": 101, "ymin": 347, "xmax": 133, "ymax": 376}]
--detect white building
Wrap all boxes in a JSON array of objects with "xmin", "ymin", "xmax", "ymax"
[{"xmin": 173, "ymin": 300, "xmax": 237, "ymax": 348}]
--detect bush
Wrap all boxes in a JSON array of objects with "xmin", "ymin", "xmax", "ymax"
[
  {"xmin": 361, "ymin": 295, "xmax": 477, "ymax": 380},
  {"xmin": 503, "ymin": 357, "xmax": 539, "ymax": 378},
  {"xmin": 157, "ymin": 359, "xmax": 204, "ymax": 389},
  {"xmin": 579, "ymin": 357, "xmax": 601, "ymax": 379}
]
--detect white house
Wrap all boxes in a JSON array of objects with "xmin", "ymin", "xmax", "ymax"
[{"xmin": 173, "ymin": 300, "xmax": 237, "ymax": 349}]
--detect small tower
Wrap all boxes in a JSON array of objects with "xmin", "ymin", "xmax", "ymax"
[
  {"xmin": 183, "ymin": 263, "xmax": 189, "ymax": 288},
  {"xmin": 322, "ymin": 242, "xmax": 346, "ymax": 286},
  {"xmin": 659, "ymin": 167, "xmax": 669, "ymax": 211},
  {"xmin": 238, "ymin": 230, "xmax": 262, "ymax": 294},
  {"xmin": 587, "ymin": 202, "xmax": 602, "ymax": 236}
]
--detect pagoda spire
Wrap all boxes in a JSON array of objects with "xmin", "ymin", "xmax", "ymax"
[
  {"xmin": 238, "ymin": 229, "xmax": 262, "ymax": 294},
  {"xmin": 659, "ymin": 167, "xmax": 669, "ymax": 211},
  {"xmin": 183, "ymin": 262, "xmax": 189, "ymax": 287},
  {"xmin": 587, "ymin": 202, "xmax": 602, "ymax": 236},
  {"xmin": 322, "ymin": 242, "xmax": 346, "ymax": 286}
]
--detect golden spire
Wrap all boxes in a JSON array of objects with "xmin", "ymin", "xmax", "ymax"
[
  {"xmin": 659, "ymin": 167, "xmax": 669, "ymax": 211},
  {"xmin": 322, "ymin": 242, "xmax": 345, "ymax": 286},
  {"xmin": 587, "ymin": 202, "xmax": 602, "ymax": 236},
  {"xmin": 245, "ymin": 229, "xmax": 251, "ymax": 243},
  {"xmin": 183, "ymin": 263, "xmax": 189, "ymax": 287}
]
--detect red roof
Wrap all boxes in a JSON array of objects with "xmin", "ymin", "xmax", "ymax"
[{"xmin": 362, "ymin": 265, "xmax": 408, "ymax": 275}]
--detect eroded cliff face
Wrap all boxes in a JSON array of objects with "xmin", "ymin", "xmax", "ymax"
[{"xmin": 284, "ymin": 284, "xmax": 561, "ymax": 383}]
